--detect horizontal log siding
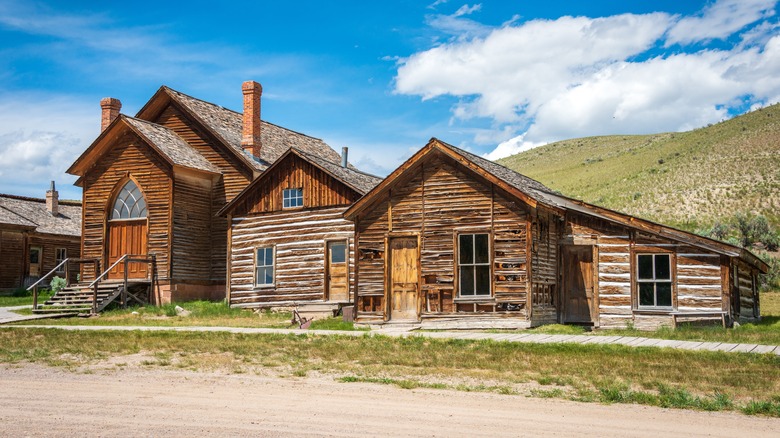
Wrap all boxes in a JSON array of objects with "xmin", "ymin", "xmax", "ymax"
[
  {"xmin": 229, "ymin": 207, "xmax": 354, "ymax": 307},
  {"xmin": 171, "ymin": 173, "xmax": 214, "ymax": 282},
  {"xmin": 27, "ymin": 234, "xmax": 81, "ymax": 278},
  {"xmin": 355, "ymin": 153, "xmax": 530, "ymax": 322},
  {"xmin": 231, "ymin": 154, "xmax": 361, "ymax": 216},
  {"xmin": 0, "ymin": 229, "xmax": 25, "ymax": 288},
  {"xmin": 566, "ymin": 213, "xmax": 727, "ymax": 329},
  {"xmin": 80, "ymin": 132, "xmax": 172, "ymax": 281},
  {"xmin": 154, "ymin": 103, "xmax": 252, "ymax": 286}
]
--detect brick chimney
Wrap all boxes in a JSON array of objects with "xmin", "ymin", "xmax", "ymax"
[
  {"xmin": 100, "ymin": 97, "xmax": 122, "ymax": 131},
  {"xmin": 46, "ymin": 180, "xmax": 58, "ymax": 216},
  {"xmin": 241, "ymin": 81, "xmax": 262, "ymax": 159}
]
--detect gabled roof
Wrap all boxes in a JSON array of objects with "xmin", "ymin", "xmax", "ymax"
[
  {"xmin": 67, "ymin": 115, "xmax": 219, "ymax": 176},
  {"xmin": 143, "ymin": 86, "xmax": 343, "ymax": 172},
  {"xmin": 0, "ymin": 194, "xmax": 81, "ymax": 237},
  {"xmin": 218, "ymin": 148, "xmax": 382, "ymax": 217},
  {"xmin": 346, "ymin": 138, "xmax": 768, "ymax": 273}
]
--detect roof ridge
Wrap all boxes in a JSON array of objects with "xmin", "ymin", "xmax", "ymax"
[
  {"xmin": 293, "ymin": 148, "xmax": 382, "ymax": 180},
  {"xmin": 0, "ymin": 193, "xmax": 81, "ymax": 206}
]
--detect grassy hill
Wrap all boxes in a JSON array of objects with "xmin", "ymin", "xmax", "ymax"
[{"xmin": 497, "ymin": 104, "xmax": 780, "ymax": 231}]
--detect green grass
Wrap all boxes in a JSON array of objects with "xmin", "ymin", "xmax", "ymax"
[
  {"xmin": 497, "ymin": 103, "xmax": 780, "ymax": 231},
  {"xmin": 1, "ymin": 328, "xmax": 777, "ymax": 416},
  {"xmin": 0, "ymin": 290, "xmax": 53, "ymax": 307},
  {"xmin": 308, "ymin": 317, "xmax": 368, "ymax": 331}
]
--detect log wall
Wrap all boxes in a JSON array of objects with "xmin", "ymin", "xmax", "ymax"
[
  {"xmin": 0, "ymin": 229, "xmax": 26, "ymax": 289},
  {"xmin": 229, "ymin": 207, "xmax": 354, "ymax": 307},
  {"xmin": 355, "ymin": 153, "xmax": 532, "ymax": 324},
  {"xmin": 80, "ymin": 131, "xmax": 172, "ymax": 281},
  {"xmin": 734, "ymin": 261, "xmax": 760, "ymax": 322}
]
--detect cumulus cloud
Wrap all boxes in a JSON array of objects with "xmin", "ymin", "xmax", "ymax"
[{"xmin": 395, "ymin": 0, "xmax": 780, "ymax": 159}]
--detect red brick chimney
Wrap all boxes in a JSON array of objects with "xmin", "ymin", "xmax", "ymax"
[
  {"xmin": 241, "ymin": 81, "xmax": 262, "ymax": 159},
  {"xmin": 100, "ymin": 97, "xmax": 122, "ymax": 132},
  {"xmin": 46, "ymin": 180, "xmax": 58, "ymax": 216}
]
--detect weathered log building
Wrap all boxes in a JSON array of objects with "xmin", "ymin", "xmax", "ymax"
[
  {"xmin": 344, "ymin": 138, "xmax": 767, "ymax": 329},
  {"xmin": 66, "ymin": 82, "xmax": 346, "ymax": 303},
  {"xmin": 219, "ymin": 148, "xmax": 381, "ymax": 309},
  {"xmin": 0, "ymin": 183, "xmax": 81, "ymax": 290}
]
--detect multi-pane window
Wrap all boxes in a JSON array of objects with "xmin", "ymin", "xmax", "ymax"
[
  {"xmin": 112, "ymin": 180, "xmax": 147, "ymax": 219},
  {"xmin": 637, "ymin": 254, "xmax": 672, "ymax": 308},
  {"xmin": 458, "ymin": 233, "xmax": 491, "ymax": 296},
  {"xmin": 55, "ymin": 248, "xmax": 67, "ymax": 272},
  {"xmin": 283, "ymin": 188, "xmax": 303, "ymax": 208},
  {"xmin": 255, "ymin": 247, "xmax": 274, "ymax": 286}
]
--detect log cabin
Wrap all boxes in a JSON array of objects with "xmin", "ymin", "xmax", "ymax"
[
  {"xmin": 344, "ymin": 138, "xmax": 768, "ymax": 330},
  {"xmin": 66, "ymin": 81, "xmax": 346, "ymax": 303},
  {"xmin": 0, "ymin": 182, "xmax": 81, "ymax": 290},
  {"xmin": 218, "ymin": 148, "xmax": 381, "ymax": 310}
]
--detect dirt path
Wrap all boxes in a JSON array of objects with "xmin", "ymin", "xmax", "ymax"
[{"xmin": 0, "ymin": 365, "xmax": 777, "ymax": 437}]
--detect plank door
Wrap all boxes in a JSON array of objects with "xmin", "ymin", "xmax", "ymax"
[
  {"xmin": 107, "ymin": 220, "xmax": 148, "ymax": 279},
  {"xmin": 562, "ymin": 245, "xmax": 595, "ymax": 324},
  {"xmin": 28, "ymin": 246, "xmax": 42, "ymax": 278},
  {"xmin": 388, "ymin": 237, "xmax": 419, "ymax": 321},
  {"xmin": 327, "ymin": 241, "xmax": 349, "ymax": 302}
]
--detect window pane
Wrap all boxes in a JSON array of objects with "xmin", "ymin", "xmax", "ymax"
[
  {"xmin": 475, "ymin": 265, "xmax": 491, "ymax": 295},
  {"xmin": 459, "ymin": 234, "xmax": 473, "ymax": 264},
  {"xmin": 460, "ymin": 266, "xmax": 475, "ymax": 295},
  {"xmin": 655, "ymin": 254, "xmax": 671, "ymax": 280},
  {"xmin": 656, "ymin": 282, "xmax": 672, "ymax": 307},
  {"xmin": 639, "ymin": 283, "xmax": 655, "ymax": 306},
  {"xmin": 331, "ymin": 243, "xmax": 346, "ymax": 263},
  {"xmin": 265, "ymin": 248, "xmax": 274, "ymax": 264},
  {"xmin": 474, "ymin": 234, "xmax": 489, "ymax": 264},
  {"xmin": 265, "ymin": 267, "xmax": 274, "ymax": 284},
  {"xmin": 638, "ymin": 255, "xmax": 653, "ymax": 279},
  {"xmin": 256, "ymin": 248, "xmax": 265, "ymax": 265}
]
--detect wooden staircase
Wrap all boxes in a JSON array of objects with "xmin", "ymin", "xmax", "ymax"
[{"xmin": 32, "ymin": 283, "xmax": 125, "ymax": 315}]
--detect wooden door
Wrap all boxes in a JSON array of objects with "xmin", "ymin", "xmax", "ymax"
[
  {"xmin": 107, "ymin": 220, "xmax": 148, "ymax": 279},
  {"xmin": 563, "ymin": 245, "xmax": 595, "ymax": 323},
  {"xmin": 327, "ymin": 241, "xmax": 348, "ymax": 302},
  {"xmin": 28, "ymin": 247, "xmax": 42, "ymax": 277},
  {"xmin": 388, "ymin": 237, "xmax": 419, "ymax": 321}
]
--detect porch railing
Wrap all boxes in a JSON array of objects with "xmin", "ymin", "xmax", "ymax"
[
  {"xmin": 88, "ymin": 254, "xmax": 157, "ymax": 314},
  {"xmin": 27, "ymin": 258, "xmax": 101, "ymax": 311}
]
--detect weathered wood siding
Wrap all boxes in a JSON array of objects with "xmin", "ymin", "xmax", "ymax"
[
  {"xmin": 734, "ymin": 261, "xmax": 760, "ymax": 322},
  {"xmin": 531, "ymin": 209, "xmax": 559, "ymax": 324},
  {"xmin": 153, "ymin": 103, "xmax": 253, "ymax": 284},
  {"xmin": 0, "ymin": 229, "xmax": 25, "ymax": 289},
  {"xmin": 565, "ymin": 212, "xmax": 727, "ymax": 329},
  {"xmin": 355, "ymin": 152, "xmax": 531, "ymax": 324},
  {"xmin": 229, "ymin": 207, "xmax": 355, "ymax": 307},
  {"xmin": 171, "ymin": 171, "xmax": 214, "ymax": 282},
  {"xmin": 27, "ymin": 233, "xmax": 81, "ymax": 281},
  {"xmin": 80, "ymin": 131, "xmax": 172, "ymax": 281}
]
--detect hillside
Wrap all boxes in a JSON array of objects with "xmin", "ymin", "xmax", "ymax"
[{"xmin": 497, "ymin": 104, "xmax": 780, "ymax": 231}]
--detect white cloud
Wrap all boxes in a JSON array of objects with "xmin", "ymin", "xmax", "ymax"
[
  {"xmin": 666, "ymin": 0, "xmax": 777, "ymax": 46},
  {"xmin": 454, "ymin": 4, "xmax": 482, "ymax": 17},
  {"xmin": 395, "ymin": 2, "xmax": 780, "ymax": 160}
]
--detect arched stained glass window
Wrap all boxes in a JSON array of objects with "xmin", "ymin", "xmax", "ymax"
[{"xmin": 111, "ymin": 180, "xmax": 147, "ymax": 219}]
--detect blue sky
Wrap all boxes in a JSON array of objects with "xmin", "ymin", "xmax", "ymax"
[{"xmin": 1, "ymin": 0, "xmax": 778, "ymax": 200}]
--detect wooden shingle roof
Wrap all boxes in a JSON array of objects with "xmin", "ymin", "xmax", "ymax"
[
  {"xmin": 0, "ymin": 194, "xmax": 81, "ymax": 237},
  {"xmin": 124, "ymin": 116, "xmax": 219, "ymax": 174}
]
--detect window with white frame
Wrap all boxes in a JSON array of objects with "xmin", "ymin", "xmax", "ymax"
[
  {"xmin": 55, "ymin": 248, "xmax": 67, "ymax": 272},
  {"xmin": 255, "ymin": 247, "xmax": 274, "ymax": 287},
  {"xmin": 283, "ymin": 188, "xmax": 303, "ymax": 208},
  {"xmin": 458, "ymin": 233, "xmax": 491, "ymax": 296},
  {"xmin": 636, "ymin": 253, "xmax": 672, "ymax": 308}
]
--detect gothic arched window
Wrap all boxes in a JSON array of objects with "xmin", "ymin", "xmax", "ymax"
[{"xmin": 111, "ymin": 180, "xmax": 147, "ymax": 219}]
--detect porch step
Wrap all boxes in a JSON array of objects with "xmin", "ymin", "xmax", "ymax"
[
  {"xmin": 32, "ymin": 283, "xmax": 123, "ymax": 315},
  {"xmin": 296, "ymin": 303, "xmax": 341, "ymax": 319}
]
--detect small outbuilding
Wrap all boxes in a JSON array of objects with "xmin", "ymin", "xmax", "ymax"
[{"xmin": 344, "ymin": 138, "xmax": 767, "ymax": 330}]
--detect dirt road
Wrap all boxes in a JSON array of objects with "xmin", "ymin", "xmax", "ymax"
[{"xmin": 1, "ymin": 365, "xmax": 777, "ymax": 437}]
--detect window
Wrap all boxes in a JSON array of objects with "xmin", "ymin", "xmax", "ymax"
[
  {"xmin": 255, "ymin": 247, "xmax": 274, "ymax": 287},
  {"xmin": 330, "ymin": 242, "xmax": 346, "ymax": 264},
  {"xmin": 112, "ymin": 180, "xmax": 147, "ymax": 219},
  {"xmin": 55, "ymin": 248, "xmax": 67, "ymax": 272},
  {"xmin": 458, "ymin": 233, "xmax": 491, "ymax": 296},
  {"xmin": 637, "ymin": 254, "xmax": 672, "ymax": 308},
  {"xmin": 283, "ymin": 188, "xmax": 303, "ymax": 208}
]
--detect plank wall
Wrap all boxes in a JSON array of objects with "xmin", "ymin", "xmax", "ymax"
[
  {"xmin": 80, "ymin": 131, "xmax": 172, "ymax": 281},
  {"xmin": 229, "ymin": 207, "xmax": 354, "ymax": 307},
  {"xmin": 735, "ymin": 261, "xmax": 760, "ymax": 322},
  {"xmin": 531, "ymin": 210, "xmax": 559, "ymax": 324},
  {"xmin": 171, "ymin": 171, "xmax": 214, "ymax": 282},
  {"xmin": 27, "ymin": 233, "xmax": 81, "ymax": 280},
  {"xmin": 355, "ymin": 153, "xmax": 531, "ymax": 322},
  {"xmin": 0, "ymin": 229, "xmax": 25, "ymax": 289}
]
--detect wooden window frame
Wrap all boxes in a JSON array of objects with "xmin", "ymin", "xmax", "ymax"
[
  {"xmin": 254, "ymin": 246, "xmax": 276, "ymax": 288},
  {"xmin": 282, "ymin": 188, "xmax": 304, "ymax": 209},
  {"xmin": 55, "ymin": 247, "xmax": 67, "ymax": 273},
  {"xmin": 633, "ymin": 251, "xmax": 676, "ymax": 311},
  {"xmin": 455, "ymin": 232, "xmax": 492, "ymax": 299}
]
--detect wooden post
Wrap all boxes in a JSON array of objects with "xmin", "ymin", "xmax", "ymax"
[
  {"xmin": 92, "ymin": 282, "xmax": 98, "ymax": 314},
  {"xmin": 123, "ymin": 256, "xmax": 129, "ymax": 309},
  {"xmin": 32, "ymin": 285, "xmax": 38, "ymax": 310}
]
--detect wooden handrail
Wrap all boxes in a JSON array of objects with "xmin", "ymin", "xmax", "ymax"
[
  {"xmin": 27, "ymin": 258, "xmax": 100, "ymax": 311},
  {"xmin": 90, "ymin": 254, "xmax": 157, "ymax": 313}
]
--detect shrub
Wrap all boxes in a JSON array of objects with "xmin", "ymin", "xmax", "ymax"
[
  {"xmin": 758, "ymin": 252, "xmax": 780, "ymax": 291},
  {"xmin": 50, "ymin": 276, "xmax": 67, "ymax": 293}
]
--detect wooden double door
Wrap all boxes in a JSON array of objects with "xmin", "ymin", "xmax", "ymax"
[
  {"xmin": 106, "ymin": 219, "xmax": 148, "ymax": 279},
  {"xmin": 562, "ymin": 245, "xmax": 596, "ymax": 324},
  {"xmin": 388, "ymin": 237, "xmax": 420, "ymax": 321}
]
